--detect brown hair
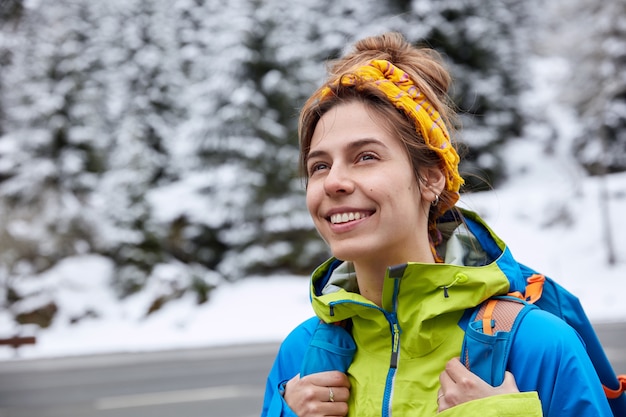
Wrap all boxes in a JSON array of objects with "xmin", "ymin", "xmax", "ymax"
[{"xmin": 298, "ymin": 32, "xmax": 462, "ymax": 226}]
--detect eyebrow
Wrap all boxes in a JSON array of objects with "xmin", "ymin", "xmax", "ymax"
[{"xmin": 306, "ymin": 137, "xmax": 388, "ymax": 164}]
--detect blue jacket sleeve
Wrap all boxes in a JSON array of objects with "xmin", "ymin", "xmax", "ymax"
[
  {"xmin": 508, "ymin": 309, "xmax": 613, "ymax": 417},
  {"xmin": 260, "ymin": 317, "xmax": 319, "ymax": 417}
]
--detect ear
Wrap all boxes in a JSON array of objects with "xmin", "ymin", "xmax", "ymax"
[{"xmin": 419, "ymin": 167, "xmax": 446, "ymax": 203}]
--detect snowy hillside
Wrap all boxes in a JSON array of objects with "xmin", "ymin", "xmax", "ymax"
[
  {"xmin": 0, "ymin": 0, "xmax": 624, "ymax": 362},
  {"xmin": 1, "ymin": 159, "xmax": 624, "ymax": 361}
]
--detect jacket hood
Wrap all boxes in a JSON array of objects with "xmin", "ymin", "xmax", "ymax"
[{"xmin": 308, "ymin": 208, "xmax": 527, "ymax": 356}]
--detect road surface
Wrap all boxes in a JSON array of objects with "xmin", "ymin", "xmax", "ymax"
[
  {"xmin": 0, "ymin": 322, "xmax": 623, "ymax": 417},
  {"xmin": 0, "ymin": 342, "xmax": 277, "ymax": 417}
]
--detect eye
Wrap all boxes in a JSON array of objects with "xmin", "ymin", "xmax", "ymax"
[
  {"xmin": 308, "ymin": 161, "xmax": 329, "ymax": 176},
  {"xmin": 357, "ymin": 152, "xmax": 378, "ymax": 162}
]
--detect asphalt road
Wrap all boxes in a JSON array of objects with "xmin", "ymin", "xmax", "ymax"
[
  {"xmin": 0, "ymin": 322, "xmax": 623, "ymax": 417},
  {"xmin": 594, "ymin": 322, "xmax": 626, "ymax": 372},
  {"xmin": 0, "ymin": 342, "xmax": 278, "ymax": 417}
]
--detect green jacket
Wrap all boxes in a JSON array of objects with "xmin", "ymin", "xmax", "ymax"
[{"xmin": 307, "ymin": 210, "xmax": 542, "ymax": 416}]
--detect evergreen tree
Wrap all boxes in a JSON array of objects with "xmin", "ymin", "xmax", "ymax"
[
  {"xmin": 403, "ymin": 0, "xmax": 531, "ymax": 190},
  {"xmin": 0, "ymin": 0, "xmax": 106, "ymax": 326},
  {"xmin": 142, "ymin": 0, "xmax": 264, "ymax": 283},
  {"xmin": 88, "ymin": 0, "xmax": 181, "ymax": 296},
  {"xmin": 570, "ymin": 0, "xmax": 626, "ymax": 175},
  {"xmin": 0, "ymin": 0, "xmax": 544, "ymax": 330}
]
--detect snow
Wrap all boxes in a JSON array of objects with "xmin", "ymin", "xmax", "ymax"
[
  {"xmin": 1, "ymin": 160, "xmax": 624, "ymax": 362},
  {"xmin": 0, "ymin": 0, "xmax": 624, "ymax": 364},
  {"xmin": 2, "ymin": 261, "xmax": 312, "ymax": 360}
]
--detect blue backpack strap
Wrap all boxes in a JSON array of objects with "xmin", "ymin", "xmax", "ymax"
[
  {"xmin": 300, "ymin": 320, "xmax": 356, "ymax": 377},
  {"xmin": 461, "ymin": 296, "xmax": 536, "ymax": 386}
]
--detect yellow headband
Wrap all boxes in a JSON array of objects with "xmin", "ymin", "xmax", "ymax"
[{"xmin": 319, "ymin": 59, "xmax": 464, "ymax": 198}]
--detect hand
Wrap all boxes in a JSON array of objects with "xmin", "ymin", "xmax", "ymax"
[
  {"xmin": 283, "ymin": 370, "xmax": 350, "ymax": 417},
  {"xmin": 437, "ymin": 357, "xmax": 519, "ymax": 412}
]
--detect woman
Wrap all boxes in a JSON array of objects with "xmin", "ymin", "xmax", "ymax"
[{"xmin": 261, "ymin": 32, "xmax": 611, "ymax": 417}]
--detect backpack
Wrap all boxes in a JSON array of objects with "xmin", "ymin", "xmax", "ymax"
[
  {"xmin": 458, "ymin": 214, "xmax": 626, "ymax": 416},
  {"xmin": 461, "ymin": 265, "xmax": 626, "ymax": 417}
]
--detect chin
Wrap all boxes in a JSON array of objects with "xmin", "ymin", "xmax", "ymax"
[{"xmin": 329, "ymin": 242, "xmax": 374, "ymax": 263}]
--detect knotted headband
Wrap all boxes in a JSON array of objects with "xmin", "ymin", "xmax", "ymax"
[{"xmin": 318, "ymin": 59, "xmax": 464, "ymax": 197}]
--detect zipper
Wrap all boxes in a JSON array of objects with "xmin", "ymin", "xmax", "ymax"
[
  {"xmin": 326, "ymin": 264, "xmax": 406, "ymax": 417},
  {"xmin": 323, "ymin": 302, "xmax": 401, "ymax": 417},
  {"xmin": 382, "ymin": 312, "xmax": 400, "ymax": 417},
  {"xmin": 384, "ymin": 265, "xmax": 403, "ymax": 417}
]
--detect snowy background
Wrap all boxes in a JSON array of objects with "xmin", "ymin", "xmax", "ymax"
[
  {"xmin": 0, "ymin": 0, "xmax": 625, "ymax": 361},
  {"xmin": 2, "ymin": 156, "xmax": 625, "ymax": 361}
]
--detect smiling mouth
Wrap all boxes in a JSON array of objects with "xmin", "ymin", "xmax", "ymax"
[{"xmin": 329, "ymin": 211, "xmax": 372, "ymax": 224}]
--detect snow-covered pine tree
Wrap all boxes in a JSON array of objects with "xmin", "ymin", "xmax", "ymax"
[
  {"xmin": 0, "ymin": 0, "xmax": 107, "ymax": 327},
  {"xmin": 0, "ymin": 0, "xmax": 544, "ymax": 330},
  {"xmin": 88, "ymin": 0, "xmax": 181, "ymax": 297},
  {"xmin": 403, "ymin": 0, "xmax": 531, "ymax": 190},
  {"xmin": 569, "ymin": 0, "xmax": 626, "ymax": 175},
  {"xmin": 558, "ymin": 0, "xmax": 625, "ymax": 265}
]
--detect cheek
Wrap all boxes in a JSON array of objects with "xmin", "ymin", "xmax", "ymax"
[
  {"xmin": 305, "ymin": 184, "xmax": 320, "ymax": 215},
  {"xmin": 378, "ymin": 172, "xmax": 415, "ymax": 196},
  {"xmin": 384, "ymin": 175, "xmax": 422, "ymax": 207}
]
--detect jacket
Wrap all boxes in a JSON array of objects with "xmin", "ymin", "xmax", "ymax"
[{"xmin": 261, "ymin": 209, "xmax": 612, "ymax": 417}]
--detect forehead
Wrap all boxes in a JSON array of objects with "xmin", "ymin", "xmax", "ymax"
[{"xmin": 309, "ymin": 101, "xmax": 397, "ymax": 150}]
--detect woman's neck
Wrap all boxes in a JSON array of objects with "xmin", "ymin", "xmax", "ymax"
[{"xmin": 352, "ymin": 247, "xmax": 436, "ymax": 307}]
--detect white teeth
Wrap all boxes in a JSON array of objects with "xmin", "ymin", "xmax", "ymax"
[{"xmin": 330, "ymin": 212, "xmax": 366, "ymax": 224}]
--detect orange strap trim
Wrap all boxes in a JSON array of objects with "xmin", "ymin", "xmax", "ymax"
[
  {"xmin": 506, "ymin": 274, "xmax": 545, "ymax": 303},
  {"xmin": 507, "ymin": 291, "xmax": 524, "ymax": 300},
  {"xmin": 524, "ymin": 274, "xmax": 545, "ymax": 304},
  {"xmin": 604, "ymin": 374, "xmax": 626, "ymax": 399},
  {"xmin": 482, "ymin": 299, "xmax": 498, "ymax": 336}
]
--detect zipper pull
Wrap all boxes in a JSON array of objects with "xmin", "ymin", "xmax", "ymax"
[
  {"xmin": 390, "ymin": 322, "xmax": 400, "ymax": 368},
  {"xmin": 439, "ymin": 273, "xmax": 469, "ymax": 298}
]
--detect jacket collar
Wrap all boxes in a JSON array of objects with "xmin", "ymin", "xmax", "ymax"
[{"xmin": 308, "ymin": 209, "xmax": 526, "ymax": 356}]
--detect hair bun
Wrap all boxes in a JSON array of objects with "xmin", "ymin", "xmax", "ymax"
[{"xmin": 351, "ymin": 32, "xmax": 412, "ymax": 62}]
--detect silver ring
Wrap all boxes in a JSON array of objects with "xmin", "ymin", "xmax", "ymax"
[
  {"xmin": 329, "ymin": 387, "xmax": 335, "ymax": 402},
  {"xmin": 437, "ymin": 392, "xmax": 445, "ymax": 402}
]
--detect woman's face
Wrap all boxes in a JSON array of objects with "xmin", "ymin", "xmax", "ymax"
[{"xmin": 305, "ymin": 101, "xmax": 434, "ymax": 266}]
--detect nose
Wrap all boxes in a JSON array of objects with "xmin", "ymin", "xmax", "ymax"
[{"xmin": 323, "ymin": 164, "xmax": 355, "ymax": 196}]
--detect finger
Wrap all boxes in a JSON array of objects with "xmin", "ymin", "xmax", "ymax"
[
  {"xmin": 438, "ymin": 365, "xmax": 454, "ymax": 391},
  {"xmin": 302, "ymin": 370, "xmax": 351, "ymax": 388},
  {"xmin": 437, "ymin": 389, "xmax": 449, "ymax": 413},
  {"xmin": 443, "ymin": 357, "xmax": 468, "ymax": 382},
  {"xmin": 499, "ymin": 371, "xmax": 519, "ymax": 391},
  {"xmin": 318, "ymin": 401, "xmax": 350, "ymax": 417},
  {"xmin": 318, "ymin": 387, "xmax": 350, "ymax": 416},
  {"xmin": 444, "ymin": 357, "xmax": 484, "ymax": 386},
  {"xmin": 326, "ymin": 386, "xmax": 350, "ymax": 403}
]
